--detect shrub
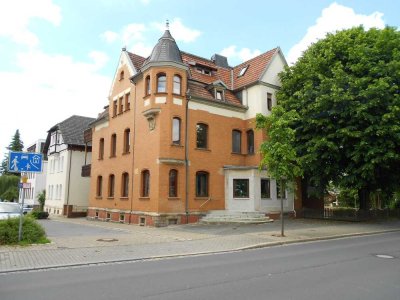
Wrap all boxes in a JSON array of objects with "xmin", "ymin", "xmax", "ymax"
[
  {"xmin": 30, "ymin": 211, "xmax": 49, "ymax": 219},
  {"xmin": 0, "ymin": 216, "xmax": 49, "ymax": 245}
]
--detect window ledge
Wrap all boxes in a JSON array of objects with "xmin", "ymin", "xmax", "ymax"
[
  {"xmin": 171, "ymin": 143, "xmax": 183, "ymax": 148},
  {"xmin": 233, "ymin": 197, "xmax": 250, "ymax": 200},
  {"xmin": 195, "ymin": 148, "xmax": 211, "ymax": 152},
  {"xmin": 195, "ymin": 197, "xmax": 209, "ymax": 200},
  {"xmin": 107, "ymin": 197, "xmax": 114, "ymax": 200},
  {"xmin": 155, "ymin": 92, "xmax": 168, "ymax": 96},
  {"xmin": 109, "ymin": 155, "xmax": 116, "ymax": 158},
  {"xmin": 172, "ymin": 93, "xmax": 183, "ymax": 97},
  {"xmin": 122, "ymin": 151, "xmax": 131, "ymax": 155},
  {"xmin": 231, "ymin": 152, "xmax": 245, "ymax": 156},
  {"xmin": 139, "ymin": 197, "xmax": 150, "ymax": 200},
  {"xmin": 95, "ymin": 196, "xmax": 103, "ymax": 200},
  {"xmin": 120, "ymin": 197, "xmax": 129, "ymax": 201},
  {"xmin": 168, "ymin": 197, "xmax": 180, "ymax": 200}
]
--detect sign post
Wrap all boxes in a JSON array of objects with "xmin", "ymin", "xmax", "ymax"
[{"xmin": 7, "ymin": 151, "xmax": 43, "ymax": 242}]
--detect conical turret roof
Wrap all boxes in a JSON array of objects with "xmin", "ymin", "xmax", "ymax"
[{"xmin": 147, "ymin": 30, "xmax": 182, "ymax": 64}]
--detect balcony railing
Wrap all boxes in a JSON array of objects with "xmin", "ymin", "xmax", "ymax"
[{"xmin": 81, "ymin": 164, "xmax": 91, "ymax": 177}]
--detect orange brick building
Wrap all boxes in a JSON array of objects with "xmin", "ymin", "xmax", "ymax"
[{"xmin": 85, "ymin": 28, "xmax": 300, "ymax": 226}]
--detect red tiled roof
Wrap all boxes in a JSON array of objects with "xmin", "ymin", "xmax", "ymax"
[
  {"xmin": 188, "ymin": 82, "xmax": 242, "ymax": 107},
  {"xmin": 125, "ymin": 48, "xmax": 279, "ymax": 108},
  {"xmin": 127, "ymin": 52, "xmax": 146, "ymax": 70},
  {"xmin": 233, "ymin": 48, "xmax": 277, "ymax": 90}
]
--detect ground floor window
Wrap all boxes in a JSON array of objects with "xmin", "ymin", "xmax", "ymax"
[
  {"xmin": 261, "ymin": 178, "xmax": 271, "ymax": 199},
  {"xmin": 196, "ymin": 171, "xmax": 209, "ymax": 197},
  {"xmin": 233, "ymin": 179, "xmax": 249, "ymax": 198}
]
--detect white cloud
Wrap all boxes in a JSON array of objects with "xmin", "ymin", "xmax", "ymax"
[
  {"xmin": 0, "ymin": 50, "xmax": 110, "ymax": 160},
  {"xmin": 130, "ymin": 42, "xmax": 153, "ymax": 57},
  {"xmin": 89, "ymin": 51, "xmax": 110, "ymax": 70},
  {"xmin": 101, "ymin": 19, "xmax": 201, "ymax": 58},
  {"xmin": 220, "ymin": 45, "xmax": 261, "ymax": 64},
  {"xmin": 0, "ymin": 0, "xmax": 61, "ymax": 47},
  {"xmin": 287, "ymin": 2, "xmax": 385, "ymax": 64},
  {"xmin": 101, "ymin": 30, "xmax": 119, "ymax": 43},
  {"xmin": 153, "ymin": 18, "xmax": 202, "ymax": 43},
  {"xmin": 121, "ymin": 23, "xmax": 147, "ymax": 44}
]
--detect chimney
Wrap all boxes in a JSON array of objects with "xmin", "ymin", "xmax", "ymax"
[{"xmin": 211, "ymin": 54, "xmax": 229, "ymax": 68}]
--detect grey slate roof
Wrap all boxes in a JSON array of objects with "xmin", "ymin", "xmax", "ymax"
[
  {"xmin": 146, "ymin": 30, "xmax": 182, "ymax": 64},
  {"xmin": 50, "ymin": 115, "xmax": 95, "ymax": 146}
]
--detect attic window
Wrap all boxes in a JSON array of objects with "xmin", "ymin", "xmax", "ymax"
[
  {"xmin": 238, "ymin": 65, "xmax": 248, "ymax": 77},
  {"xmin": 216, "ymin": 90, "xmax": 223, "ymax": 100},
  {"xmin": 196, "ymin": 67, "xmax": 211, "ymax": 76},
  {"xmin": 120, "ymin": 71, "xmax": 124, "ymax": 80}
]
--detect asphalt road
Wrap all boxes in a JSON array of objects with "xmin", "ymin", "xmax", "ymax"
[{"xmin": 1, "ymin": 232, "xmax": 399, "ymax": 300}]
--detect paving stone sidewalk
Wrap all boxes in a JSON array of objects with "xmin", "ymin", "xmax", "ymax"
[{"xmin": 0, "ymin": 217, "xmax": 399, "ymax": 274}]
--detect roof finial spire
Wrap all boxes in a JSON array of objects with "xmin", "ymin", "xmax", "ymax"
[{"xmin": 166, "ymin": 19, "xmax": 169, "ymax": 30}]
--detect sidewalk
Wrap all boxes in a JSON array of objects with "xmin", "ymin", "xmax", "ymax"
[{"xmin": 1, "ymin": 217, "xmax": 399, "ymax": 274}]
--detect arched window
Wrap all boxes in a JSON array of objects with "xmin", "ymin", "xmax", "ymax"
[
  {"xmin": 247, "ymin": 130, "xmax": 254, "ymax": 154},
  {"xmin": 157, "ymin": 73, "xmax": 166, "ymax": 93},
  {"xmin": 232, "ymin": 130, "xmax": 241, "ymax": 153},
  {"xmin": 172, "ymin": 117, "xmax": 181, "ymax": 145},
  {"xmin": 111, "ymin": 134, "xmax": 117, "ymax": 157},
  {"xmin": 108, "ymin": 174, "xmax": 115, "ymax": 197},
  {"xmin": 196, "ymin": 123, "xmax": 208, "ymax": 149},
  {"xmin": 145, "ymin": 75, "xmax": 151, "ymax": 96},
  {"xmin": 196, "ymin": 171, "xmax": 209, "ymax": 197},
  {"xmin": 96, "ymin": 176, "xmax": 103, "ymax": 197},
  {"xmin": 169, "ymin": 169, "xmax": 178, "ymax": 197},
  {"xmin": 99, "ymin": 138, "xmax": 104, "ymax": 159},
  {"xmin": 123, "ymin": 128, "xmax": 130, "ymax": 153},
  {"xmin": 173, "ymin": 75, "xmax": 181, "ymax": 95},
  {"xmin": 121, "ymin": 173, "xmax": 129, "ymax": 197},
  {"xmin": 141, "ymin": 170, "xmax": 150, "ymax": 197}
]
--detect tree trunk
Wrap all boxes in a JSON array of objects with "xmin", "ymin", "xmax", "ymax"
[{"xmin": 358, "ymin": 188, "xmax": 370, "ymax": 210}]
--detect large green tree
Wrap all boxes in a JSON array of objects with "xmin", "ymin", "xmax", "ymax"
[
  {"xmin": 276, "ymin": 26, "xmax": 400, "ymax": 209},
  {"xmin": 0, "ymin": 130, "xmax": 24, "ymax": 175}
]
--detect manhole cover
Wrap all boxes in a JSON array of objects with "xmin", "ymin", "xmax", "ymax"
[
  {"xmin": 96, "ymin": 238, "xmax": 118, "ymax": 242},
  {"xmin": 375, "ymin": 254, "xmax": 395, "ymax": 259}
]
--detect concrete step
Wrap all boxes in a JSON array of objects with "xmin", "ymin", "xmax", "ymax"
[{"xmin": 200, "ymin": 210, "xmax": 273, "ymax": 224}]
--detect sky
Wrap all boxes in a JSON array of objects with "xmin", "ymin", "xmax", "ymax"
[{"xmin": 0, "ymin": 0, "xmax": 399, "ymax": 161}]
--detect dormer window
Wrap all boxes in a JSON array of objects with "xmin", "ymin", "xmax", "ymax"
[
  {"xmin": 216, "ymin": 90, "xmax": 223, "ymax": 100},
  {"xmin": 238, "ymin": 65, "xmax": 248, "ymax": 77},
  {"xmin": 195, "ymin": 67, "xmax": 212, "ymax": 76}
]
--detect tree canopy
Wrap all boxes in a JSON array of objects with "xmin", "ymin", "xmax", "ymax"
[
  {"xmin": 0, "ymin": 130, "xmax": 24, "ymax": 175},
  {"xmin": 275, "ymin": 26, "xmax": 400, "ymax": 207}
]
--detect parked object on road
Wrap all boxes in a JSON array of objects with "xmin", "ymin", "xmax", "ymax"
[
  {"xmin": 23, "ymin": 204, "xmax": 34, "ymax": 214},
  {"xmin": 0, "ymin": 202, "xmax": 21, "ymax": 220}
]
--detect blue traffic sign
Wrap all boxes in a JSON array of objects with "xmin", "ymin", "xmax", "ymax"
[{"xmin": 8, "ymin": 151, "xmax": 43, "ymax": 173}]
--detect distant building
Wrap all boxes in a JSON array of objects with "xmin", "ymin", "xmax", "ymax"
[
  {"xmin": 43, "ymin": 115, "xmax": 94, "ymax": 216},
  {"xmin": 18, "ymin": 139, "xmax": 47, "ymax": 207},
  {"xmin": 85, "ymin": 28, "xmax": 300, "ymax": 226}
]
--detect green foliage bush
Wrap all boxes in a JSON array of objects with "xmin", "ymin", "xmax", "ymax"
[
  {"xmin": 30, "ymin": 211, "xmax": 49, "ymax": 219},
  {"xmin": 0, "ymin": 216, "xmax": 49, "ymax": 245}
]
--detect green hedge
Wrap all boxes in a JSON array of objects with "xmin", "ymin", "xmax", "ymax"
[
  {"xmin": 0, "ymin": 216, "xmax": 49, "ymax": 245},
  {"xmin": 30, "ymin": 211, "xmax": 49, "ymax": 219}
]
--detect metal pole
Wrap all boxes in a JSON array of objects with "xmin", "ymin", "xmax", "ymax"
[
  {"xmin": 18, "ymin": 183, "xmax": 25, "ymax": 242},
  {"xmin": 280, "ymin": 179, "xmax": 285, "ymax": 237}
]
